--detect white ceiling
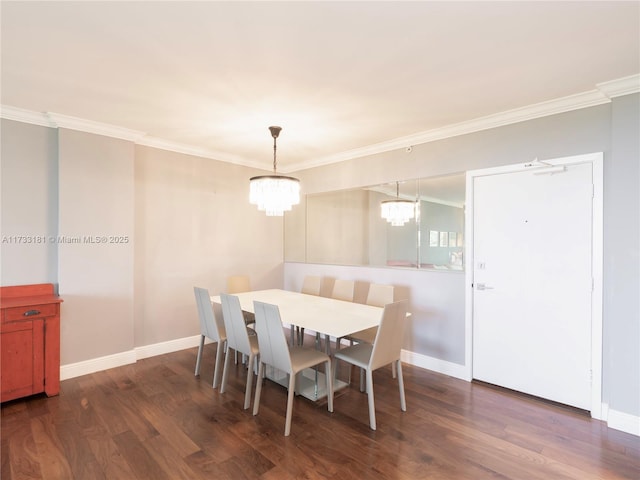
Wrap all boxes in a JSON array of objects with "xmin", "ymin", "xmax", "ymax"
[{"xmin": 2, "ymin": 1, "xmax": 639, "ymax": 172}]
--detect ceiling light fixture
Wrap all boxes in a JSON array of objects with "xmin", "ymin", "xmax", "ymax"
[
  {"xmin": 381, "ymin": 181, "xmax": 415, "ymax": 226},
  {"xmin": 249, "ymin": 126, "xmax": 300, "ymax": 216}
]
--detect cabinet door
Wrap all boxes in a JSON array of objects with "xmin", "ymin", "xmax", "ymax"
[{"xmin": 1, "ymin": 318, "xmax": 44, "ymax": 402}]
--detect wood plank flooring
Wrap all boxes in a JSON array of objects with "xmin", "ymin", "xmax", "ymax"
[{"xmin": 2, "ymin": 341, "xmax": 639, "ymax": 479}]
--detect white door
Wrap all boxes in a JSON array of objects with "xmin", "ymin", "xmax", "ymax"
[{"xmin": 472, "ymin": 162, "xmax": 593, "ymax": 410}]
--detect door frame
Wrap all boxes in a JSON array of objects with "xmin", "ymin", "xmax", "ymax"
[{"xmin": 464, "ymin": 152, "xmax": 603, "ymax": 419}]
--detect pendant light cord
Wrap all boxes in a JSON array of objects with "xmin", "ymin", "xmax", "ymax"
[
  {"xmin": 269, "ymin": 125, "xmax": 282, "ymax": 174},
  {"xmin": 273, "ymin": 135, "xmax": 277, "ymax": 173}
]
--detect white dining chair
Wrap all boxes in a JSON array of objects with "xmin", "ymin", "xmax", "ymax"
[
  {"xmin": 193, "ymin": 286, "xmax": 227, "ymax": 389},
  {"xmin": 337, "ymin": 284, "xmax": 394, "ymax": 343},
  {"xmin": 226, "ymin": 274, "xmax": 255, "ymax": 339},
  {"xmin": 340, "ymin": 283, "xmax": 394, "ymax": 341},
  {"xmin": 252, "ymin": 300, "xmax": 333, "ymax": 436},
  {"xmin": 331, "ymin": 279, "xmax": 355, "ymax": 302},
  {"xmin": 219, "ymin": 293, "xmax": 260, "ymax": 410},
  {"xmin": 332, "ymin": 299, "xmax": 408, "ymax": 430},
  {"xmin": 335, "ymin": 283, "xmax": 396, "ymax": 376},
  {"xmin": 320, "ymin": 279, "xmax": 356, "ymax": 353},
  {"xmin": 226, "ymin": 275, "xmax": 251, "ymax": 293},
  {"xmin": 293, "ymin": 275, "xmax": 323, "ymax": 346}
]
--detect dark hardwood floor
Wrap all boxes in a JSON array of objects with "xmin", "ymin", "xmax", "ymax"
[{"xmin": 2, "ymin": 340, "xmax": 639, "ymax": 479}]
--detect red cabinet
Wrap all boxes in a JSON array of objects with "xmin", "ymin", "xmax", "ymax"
[{"xmin": 1, "ymin": 283, "xmax": 63, "ymax": 402}]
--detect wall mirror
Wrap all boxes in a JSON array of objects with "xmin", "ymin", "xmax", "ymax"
[{"xmin": 284, "ymin": 173, "xmax": 465, "ymax": 271}]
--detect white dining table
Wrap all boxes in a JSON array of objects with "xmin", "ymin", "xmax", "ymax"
[
  {"xmin": 210, "ymin": 288, "xmax": 384, "ymax": 340},
  {"xmin": 210, "ymin": 289, "xmax": 386, "ymax": 401}
]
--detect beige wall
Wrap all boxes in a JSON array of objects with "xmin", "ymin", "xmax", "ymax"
[
  {"xmin": 57, "ymin": 129, "xmax": 135, "ymax": 364},
  {"xmin": 0, "ymin": 121, "xmax": 58, "ymax": 285},
  {"xmin": 134, "ymin": 145, "xmax": 284, "ymax": 348}
]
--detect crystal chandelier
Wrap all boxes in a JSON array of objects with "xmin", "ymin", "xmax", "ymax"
[
  {"xmin": 249, "ymin": 126, "xmax": 300, "ymax": 216},
  {"xmin": 381, "ymin": 181, "xmax": 415, "ymax": 226}
]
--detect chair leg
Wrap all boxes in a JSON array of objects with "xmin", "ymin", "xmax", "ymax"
[
  {"xmin": 195, "ymin": 335, "xmax": 205, "ymax": 376},
  {"xmin": 244, "ymin": 353, "xmax": 255, "ymax": 409},
  {"xmin": 285, "ymin": 372, "xmax": 296, "ymax": 436},
  {"xmin": 220, "ymin": 346, "xmax": 232, "ymax": 394},
  {"xmin": 290, "ymin": 324, "xmax": 296, "ymax": 347},
  {"xmin": 397, "ymin": 360, "xmax": 406, "ymax": 412},
  {"xmin": 392, "ymin": 362, "xmax": 397, "ymax": 378},
  {"xmin": 359, "ymin": 367, "xmax": 365, "ymax": 392},
  {"xmin": 213, "ymin": 340, "xmax": 225, "ymax": 389},
  {"xmin": 324, "ymin": 334, "xmax": 331, "ymax": 355},
  {"xmin": 366, "ymin": 369, "xmax": 376, "ymax": 430},
  {"xmin": 253, "ymin": 362, "xmax": 264, "ymax": 416}
]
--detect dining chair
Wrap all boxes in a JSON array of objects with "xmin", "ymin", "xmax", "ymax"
[
  {"xmin": 252, "ymin": 300, "xmax": 333, "ymax": 436},
  {"xmin": 338, "ymin": 283, "xmax": 396, "ymax": 378},
  {"xmin": 294, "ymin": 275, "xmax": 323, "ymax": 346},
  {"xmin": 226, "ymin": 275, "xmax": 251, "ymax": 293},
  {"xmin": 331, "ymin": 279, "xmax": 355, "ymax": 302},
  {"xmin": 302, "ymin": 275, "xmax": 322, "ymax": 296},
  {"xmin": 193, "ymin": 287, "xmax": 227, "ymax": 389},
  {"xmin": 319, "ymin": 279, "xmax": 356, "ymax": 353},
  {"xmin": 332, "ymin": 299, "xmax": 408, "ymax": 430},
  {"xmin": 337, "ymin": 283, "xmax": 395, "ymax": 346},
  {"xmin": 219, "ymin": 293, "xmax": 260, "ymax": 409},
  {"xmin": 227, "ymin": 274, "xmax": 255, "ymax": 328}
]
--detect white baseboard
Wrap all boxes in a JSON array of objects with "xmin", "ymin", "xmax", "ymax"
[
  {"xmin": 60, "ymin": 335, "xmax": 203, "ymax": 381},
  {"xmin": 135, "ymin": 335, "xmax": 202, "ymax": 360},
  {"xmin": 401, "ymin": 349, "xmax": 468, "ymax": 381},
  {"xmin": 607, "ymin": 408, "xmax": 640, "ymax": 436},
  {"xmin": 60, "ymin": 350, "xmax": 137, "ymax": 381}
]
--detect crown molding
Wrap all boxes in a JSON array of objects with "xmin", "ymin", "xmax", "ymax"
[
  {"xmin": 2, "ymin": 74, "xmax": 638, "ymax": 171},
  {"xmin": 291, "ymin": 88, "xmax": 612, "ymax": 171},
  {"xmin": 136, "ymin": 136, "xmax": 265, "ymax": 170},
  {"xmin": 46, "ymin": 112, "xmax": 145, "ymax": 142},
  {"xmin": 597, "ymin": 74, "xmax": 640, "ymax": 99},
  {"xmin": 0, "ymin": 105, "xmax": 52, "ymax": 127},
  {"xmin": 0, "ymin": 106, "xmax": 146, "ymax": 142}
]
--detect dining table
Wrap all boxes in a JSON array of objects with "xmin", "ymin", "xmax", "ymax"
[{"xmin": 210, "ymin": 288, "xmax": 385, "ymax": 401}]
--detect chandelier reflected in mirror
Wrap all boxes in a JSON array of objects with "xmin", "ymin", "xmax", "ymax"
[
  {"xmin": 249, "ymin": 126, "xmax": 300, "ymax": 216},
  {"xmin": 381, "ymin": 181, "xmax": 415, "ymax": 226}
]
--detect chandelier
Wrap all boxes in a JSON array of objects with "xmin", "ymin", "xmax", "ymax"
[
  {"xmin": 381, "ymin": 181, "xmax": 415, "ymax": 226},
  {"xmin": 249, "ymin": 126, "xmax": 300, "ymax": 216}
]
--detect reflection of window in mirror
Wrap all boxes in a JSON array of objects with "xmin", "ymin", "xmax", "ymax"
[{"xmin": 418, "ymin": 174, "xmax": 466, "ymax": 270}]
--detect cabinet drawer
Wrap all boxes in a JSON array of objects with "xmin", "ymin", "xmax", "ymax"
[{"xmin": 3, "ymin": 303, "xmax": 58, "ymax": 323}]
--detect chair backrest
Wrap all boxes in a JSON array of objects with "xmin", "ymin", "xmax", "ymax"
[
  {"xmin": 301, "ymin": 276, "xmax": 322, "ymax": 296},
  {"xmin": 366, "ymin": 284, "xmax": 394, "ymax": 308},
  {"xmin": 331, "ymin": 279, "xmax": 355, "ymax": 302},
  {"xmin": 227, "ymin": 275, "xmax": 251, "ymax": 294},
  {"xmin": 253, "ymin": 301, "xmax": 292, "ymax": 374},
  {"xmin": 194, "ymin": 287, "xmax": 225, "ymax": 342},
  {"xmin": 220, "ymin": 293, "xmax": 252, "ymax": 354},
  {"xmin": 369, "ymin": 300, "xmax": 408, "ymax": 371}
]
